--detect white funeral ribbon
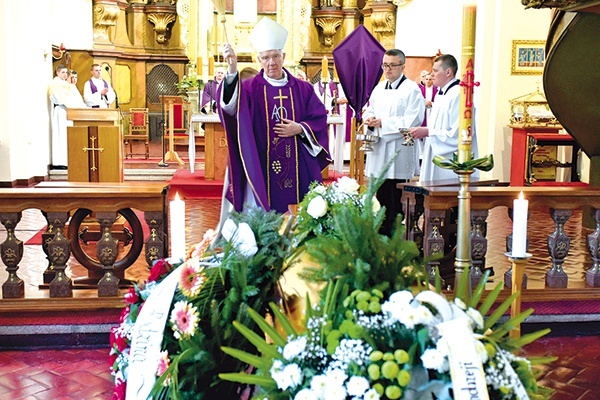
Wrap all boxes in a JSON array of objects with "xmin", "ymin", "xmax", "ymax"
[
  {"xmin": 437, "ymin": 318, "xmax": 490, "ymax": 400},
  {"xmin": 221, "ymin": 219, "xmax": 258, "ymax": 257},
  {"xmin": 126, "ymin": 266, "xmax": 182, "ymax": 400}
]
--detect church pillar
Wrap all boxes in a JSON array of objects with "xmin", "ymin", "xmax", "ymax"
[
  {"xmin": 128, "ymin": 2, "xmax": 147, "ymax": 48},
  {"xmin": 113, "ymin": 1, "xmax": 133, "ymax": 49},
  {"xmin": 279, "ymin": 0, "xmax": 313, "ymax": 75},
  {"xmin": 362, "ymin": 0, "xmax": 397, "ymax": 50},
  {"xmin": 92, "ymin": 0, "xmax": 120, "ymax": 50},
  {"xmin": 341, "ymin": 0, "xmax": 362, "ymax": 40}
]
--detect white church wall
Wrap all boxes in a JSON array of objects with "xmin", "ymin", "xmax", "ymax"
[
  {"xmin": 478, "ymin": 2, "xmax": 553, "ymax": 182},
  {"xmin": 0, "ymin": 1, "xmax": 54, "ymax": 182},
  {"xmin": 50, "ymin": 0, "xmax": 94, "ymax": 51},
  {"xmin": 395, "ymin": 0, "xmax": 553, "ymax": 183},
  {"xmin": 0, "ymin": 0, "xmax": 93, "ymax": 183}
]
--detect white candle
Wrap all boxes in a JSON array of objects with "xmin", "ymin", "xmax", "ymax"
[
  {"xmin": 170, "ymin": 192, "xmax": 186, "ymax": 261},
  {"xmin": 512, "ymin": 191, "xmax": 528, "ymax": 257}
]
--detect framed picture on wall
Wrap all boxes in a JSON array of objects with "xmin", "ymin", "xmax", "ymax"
[{"xmin": 511, "ymin": 40, "xmax": 546, "ymax": 75}]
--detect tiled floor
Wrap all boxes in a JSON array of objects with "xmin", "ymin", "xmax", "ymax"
[
  {"xmin": 1, "ymin": 142, "xmax": 600, "ymax": 398},
  {"xmin": 0, "ymin": 326, "xmax": 598, "ymax": 399}
]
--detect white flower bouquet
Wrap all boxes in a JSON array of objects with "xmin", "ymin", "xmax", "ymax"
[
  {"xmin": 294, "ymin": 177, "xmax": 381, "ymax": 245},
  {"xmin": 220, "ymin": 280, "xmax": 554, "ymax": 400}
]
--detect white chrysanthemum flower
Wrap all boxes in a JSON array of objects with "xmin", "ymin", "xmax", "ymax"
[
  {"xmin": 270, "ymin": 359, "xmax": 284, "ymax": 374},
  {"xmin": 421, "ymin": 348, "xmax": 448, "ymax": 373},
  {"xmin": 346, "ymin": 375, "xmax": 370, "ymax": 396},
  {"xmin": 307, "ymin": 195, "xmax": 328, "ymax": 218},
  {"xmin": 294, "ymin": 388, "xmax": 316, "ymax": 400},
  {"xmin": 363, "ymin": 388, "xmax": 381, "ymax": 400},
  {"xmin": 410, "ymin": 304, "xmax": 435, "ymax": 326},
  {"xmin": 272, "ymin": 364, "xmax": 301, "ymax": 391},
  {"xmin": 283, "ymin": 363, "xmax": 303, "ymax": 389},
  {"xmin": 325, "ymin": 368, "xmax": 348, "ymax": 387},
  {"xmin": 324, "ymin": 382, "xmax": 348, "ymax": 400},
  {"xmin": 283, "ymin": 336, "xmax": 308, "ymax": 360},
  {"xmin": 310, "ymin": 374, "xmax": 329, "ymax": 396},
  {"xmin": 337, "ymin": 176, "xmax": 360, "ymax": 194}
]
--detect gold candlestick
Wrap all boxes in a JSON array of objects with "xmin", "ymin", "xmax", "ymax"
[
  {"xmin": 506, "ymin": 252, "xmax": 532, "ymax": 339},
  {"xmin": 454, "ymin": 1, "xmax": 479, "ymax": 299}
]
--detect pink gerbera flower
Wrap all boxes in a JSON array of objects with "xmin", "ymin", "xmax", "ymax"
[
  {"xmin": 189, "ymin": 229, "xmax": 217, "ymax": 258},
  {"xmin": 156, "ymin": 350, "xmax": 171, "ymax": 386},
  {"xmin": 169, "ymin": 301, "xmax": 199, "ymax": 339},
  {"xmin": 178, "ymin": 260, "xmax": 205, "ymax": 298}
]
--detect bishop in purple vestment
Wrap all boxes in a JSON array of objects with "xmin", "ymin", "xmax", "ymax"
[{"xmin": 218, "ymin": 18, "xmax": 330, "ymax": 214}]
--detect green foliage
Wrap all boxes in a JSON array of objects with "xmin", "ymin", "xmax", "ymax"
[
  {"xmin": 151, "ymin": 207, "xmax": 292, "ymax": 399},
  {"xmin": 295, "ymin": 175, "xmax": 427, "ymax": 314}
]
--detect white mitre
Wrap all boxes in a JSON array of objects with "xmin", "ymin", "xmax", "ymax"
[{"xmin": 248, "ymin": 17, "xmax": 288, "ymax": 53}]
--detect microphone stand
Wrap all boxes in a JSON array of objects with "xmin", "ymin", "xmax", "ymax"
[{"xmin": 157, "ymin": 89, "xmax": 169, "ymax": 167}]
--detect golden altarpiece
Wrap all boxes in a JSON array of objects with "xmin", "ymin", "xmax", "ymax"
[{"xmin": 50, "ymin": 0, "xmax": 440, "ymax": 164}]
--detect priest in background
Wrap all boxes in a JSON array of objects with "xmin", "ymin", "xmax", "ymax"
[
  {"xmin": 201, "ymin": 67, "xmax": 225, "ymax": 113},
  {"xmin": 218, "ymin": 17, "xmax": 330, "ymax": 217},
  {"xmin": 83, "ymin": 64, "xmax": 116, "ymax": 108},
  {"xmin": 48, "ymin": 64, "xmax": 87, "ymax": 170}
]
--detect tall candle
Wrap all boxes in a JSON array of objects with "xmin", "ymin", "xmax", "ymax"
[
  {"xmin": 333, "ymin": 64, "xmax": 339, "ymax": 83},
  {"xmin": 458, "ymin": 0, "xmax": 477, "ymax": 163},
  {"xmin": 321, "ymin": 56, "xmax": 329, "ymax": 82},
  {"xmin": 512, "ymin": 191, "xmax": 528, "ymax": 257},
  {"xmin": 170, "ymin": 192, "xmax": 186, "ymax": 261},
  {"xmin": 208, "ymin": 56, "xmax": 215, "ymax": 77},
  {"xmin": 197, "ymin": 57, "xmax": 203, "ymax": 77}
]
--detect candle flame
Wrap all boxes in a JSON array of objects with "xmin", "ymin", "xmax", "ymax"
[
  {"xmin": 175, "ymin": 192, "xmax": 181, "ymax": 201},
  {"xmin": 519, "ymin": 191, "xmax": 524, "ymax": 200}
]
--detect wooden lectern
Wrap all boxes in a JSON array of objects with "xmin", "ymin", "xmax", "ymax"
[{"xmin": 67, "ymin": 108, "xmax": 123, "ymax": 182}]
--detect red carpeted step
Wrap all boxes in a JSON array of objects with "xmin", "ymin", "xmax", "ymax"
[{"xmin": 168, "ymin": 169, "xmax": 224, "ymax": 199}]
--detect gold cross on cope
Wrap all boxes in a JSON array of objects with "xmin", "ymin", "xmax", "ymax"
[
  {"xmin": 82, "ymin": 136, "xmax": 104, "ymax": 171},
  {"xmin": 273, "ymin": 89, "xmax": 288, "ymax": 121}
]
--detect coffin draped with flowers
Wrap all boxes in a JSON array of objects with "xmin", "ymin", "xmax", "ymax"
[{"xmin": 109, "ymin": 176, "xmax": 554, "ymax": 400}]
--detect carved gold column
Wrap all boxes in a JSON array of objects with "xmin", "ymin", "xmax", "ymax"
[
  {"xmin": 146, "ymin": 3, "xmax": 177, "ymax": 45},
  {"xmin": 341, "ymin": 0, "xmax": 361, "ymax": 44},
  {"xmin": 363, "ymin": 0, "xmax": 397, "ymax": 49},
  {"xmin": 279, "ymin": 0, "xmax": 312, "ymax": 71},
  {"xmin": 112, "ymin": 1, "xmax": 132, "ymax": 49},
  {"xmin": 92, "ymin": 0, "xmax": 120, "ymax": 48}
]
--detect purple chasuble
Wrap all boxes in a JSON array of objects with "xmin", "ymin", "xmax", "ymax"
[
  {"xmin": 219, "ymin": 68, "xmax": 331, "ymax": 214},
  {"xmin": 201, "ymin": 80, "xmax": 220, "ymax": 108},
  {"xmin": 89, "ymin": 79, "xmax": 108, "ymax": 94}
]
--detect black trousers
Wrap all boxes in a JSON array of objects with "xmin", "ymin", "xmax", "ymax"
[{"xmin": 377, "ymin": 178, "xmax": 408, "ymax": 236}]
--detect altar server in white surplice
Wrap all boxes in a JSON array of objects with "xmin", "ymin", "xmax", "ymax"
[
  {"xmin": 314, "ymin": 79, "xmax": 350, "ymax": 173},
  {"xmin": 48, "ymin": 64, "xmax": 87, "ymax": 169},
  {"xmin": 411, "ymin": 54, "xmax": 479, "ymax": 183},
  {"xmin": 363, "ymin": 49, "xmax": 424, "ymax": 236}
]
